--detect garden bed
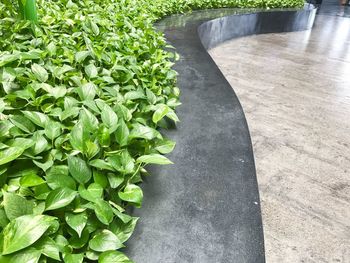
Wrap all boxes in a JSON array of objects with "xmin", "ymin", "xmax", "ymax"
[{"xmin": 0, "ymin": 0, "xmax": 304, "ymax": 262}]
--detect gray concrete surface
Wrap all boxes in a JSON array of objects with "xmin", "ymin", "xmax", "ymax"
[
  {"xmin": 125, "ymin": 7, "xmax": 316, "ymax": 263},
  {"xmin": 209, "ymin": 14, "xmax": 350, "ymax": 263}
]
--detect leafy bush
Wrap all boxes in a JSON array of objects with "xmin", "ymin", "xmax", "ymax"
[{"xmin": 0, "ymin": 0, "xmax": 304, "ymax": 262}]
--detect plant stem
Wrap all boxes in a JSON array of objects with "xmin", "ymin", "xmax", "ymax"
[{"xmin": 18, "ymin": 0, "xmax": 38, "ymax": 22}]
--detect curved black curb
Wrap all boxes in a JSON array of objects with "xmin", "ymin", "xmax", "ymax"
[{"xmin": 125, "ymin": 6, "xmax": 316, "ymax": 263}]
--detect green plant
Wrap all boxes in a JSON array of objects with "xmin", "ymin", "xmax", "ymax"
[
  {"xmin": 0, "ymin": 0, "xmax": 304, "ymax": 262},
  {"xmin": 18, "ymin": 0, "xmax": 38, "ymax": 21}
]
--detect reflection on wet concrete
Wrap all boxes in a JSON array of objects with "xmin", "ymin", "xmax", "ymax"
[{"xmin": 317, "ymin": 0, "xmax": 350, "ymax": 17}]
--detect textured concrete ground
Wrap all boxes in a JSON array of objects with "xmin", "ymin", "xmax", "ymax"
[{"xmin": 210, "ymin": 15, "xmax": 350, "ymax": 263}]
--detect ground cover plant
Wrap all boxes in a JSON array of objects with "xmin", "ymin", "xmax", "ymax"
[{"xmin": 0, "ymin": 0, "xmax": 304, "ymax": 262}]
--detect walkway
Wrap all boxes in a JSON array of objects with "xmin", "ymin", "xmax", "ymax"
[{"xmin": 209, "ymin": 4, "xmax": 350, "ymax": 263}]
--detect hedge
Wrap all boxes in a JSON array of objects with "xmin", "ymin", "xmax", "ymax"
[{"xmin": 0, "ymin": 0, "xmax": 304, "ymax": 262}]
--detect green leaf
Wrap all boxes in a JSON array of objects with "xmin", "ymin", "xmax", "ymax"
[
  {"xmin": 89, "ymin": 159, "xmax": 114, "ymax": 171},
  {"xmin": 7, "ymin": 137, "xmax": 34, "ymax": 149},
  {"xmin": 69, "ymin": 228, "xmax": 89, "ymax": 249},
  {"xmin": 137, "ymin": 154, "xmax": 173, "ymax": 165},
  {"xmin": 47, "ymin": 42, "xmax": 57, "ymax": 55},
  {"xmin": 19, "ymin": 173, "xmax": 45, "ymax": 187},
  {"xmin": 87, "ymin": 183, "xmax": 103, "ymax": 199},
  {"xmin": 81, "ymin": 107, "xmax": 99, "ymax": 131},
  {"xmin": 155, "ymin": 139, "xmax": 176, "ymax": 154},
  {"xmin": 107, "ymin": 173, "xmax": 124, "ymax": 189},
  {"xmin": 107, "ymin": 150, "xmax": 134, "ymax": 174},
  {"xmin": 3, "ymin": 192, "xmax": 34, "ymax": 220},
  {"xmin": 2, "ymin": 215, "xmax": 56, "ymax": 255},
  {"xmin": 70, "ymin": 121, "xmax": 88, "ymax": 152},
  {"xmin": 129, "ymin": 123, "xmax": 161, "ymax": 140},
  {"xmin": 166, "ymin": 109, "xmax": 180, "ymax": 122},
  {"xmin": 40, "ymin": 83, "xmax": 67, "ymax": 99},
  {"xmin": 96, "ymin": 100, "xmax": 118, "ymax": 133},
  {"xmin": 146, "ymin": 88, "xmax": 157, "ymax": 105},
  {"xmin": 152, "ymin": 104, "xmax": 170, "ymax": 123},
  {"xmin": 35, "ymin": 236, "xmax": 60, "ymax": 261},
  {"xmin": 124, "ymin": 90, "xmax": 145, "ymax": 101},
  {"xmin": 53, "ymin": 64, "xmax": 74, "ymax": 79},
  {"xmin": 0, "ymin": 98, "xmax": 5, "ymax": 113},
  {"xmin": 75, "ymin": 51, "xmax": 91, "ymax": 63},
  {"xmin": 89, "ymin": 230, "xmax": 123, "ymax": 252},
  {"xmin": 22, "ymin": 111, "xmax": 49, "ymax": 128},
  {"xmin": 45, "ymin": 187, "xmax": 77, "ymax": 211},
  {"xmin": 85, "ymin": 140, "xmax": 100, "ymax": 159},
  {"xmin": 112, "ymin": 209, "xmax": 132, "ymax": 224},
  {"xmin": 61, "ymin": 107, "xmax": 80, "ymax": 121},
  {"xmin": 0, "ymin": 147, "xmax": 25, "ymax": 165},
  {"xmin": 85, "ymin": 64, "xmax": 98, "ymax": 79},
  {"xmin": 118, "ymin": 184, "xmax": 143, "ymax": 207},
  {"xmin": 0, "ymin": 53, "xmax": 20, "ymax": 67},
  {"xmin": 33, "ymin": 184, "xmax": 51, "ymax": 200},
  {"xmin": 94, "ymin": 200, "xmax": 114, "ymax": 225},
  {"xmin": 90, "ymin": 21, "xmax": 100, "ymax": 35},
  {"xmin": 31, "ymin": 133, "xmax": 48, "ymax": 155},
  {"xmin": 0, "ymin": 247, "xmax": 41, "ymax": 263},
  {"xmin": 116, "ymin": 119, "xmax": 129, "ymax": 147},
  {"xmin": 33, "ymin": 159, "xmax": 53, "ymax": 172},
  {"xmin": 44, "ymin": 120, "xmax": 61, "ymax": 140},
  {"xmin": 63, "ymin": 253, "xmax": 84, "ymax": 263},
  {"xmin": 9, "ymin": 115, "xmax": 35, "ymax": 134},
  {"xmin": 111, "ymin": 217, "xmax": 138, "ymax": 243},
  {"xmin": 68, "ymin": 155, "xmax": 92, "ymax": 184},
  {"xmin": 65, "ymin": 212, "xmax": 87, "ymax": 238},
  {"xmin": 31, "ymin": 63, "xmax": 48, "ymax": 82},
  {"xmin": 97, "ymin": 125, "xmax": 111, "ymax": 147},
  {"xmin": 0, "ymin": 208, "xmax": 9, "ymax": 228},
  {"xmin": 78, "ymin": 83, "xmax": 96, "ymax": 101},
  {"xmin": 98, "ymin": 251, "xmax": 133, "ymax": 263},
  {"xmin": 93, "ymin": 170, "xmax": 108, "ymax": 188},
  {"xmin": 45, "ymin": 165, "xmax": 76, "ymax": 190}
]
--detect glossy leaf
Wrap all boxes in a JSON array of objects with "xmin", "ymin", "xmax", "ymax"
[
  {"xmin": 96, "ymin": 101, "xmax": 118, "ymax": 133},
  {"xmin": 89, "ymin": 230, "xmax": 123, "ymax": 252},
  {"xmin": 31, "ymin": 63, "xmax": 48, "ymax": 82},
  {"xmin": 2, "ymin": 215, "xmax": 56, "ymax": 255},
  {"xmin": 94, "ymin": 200, "xmax": 114, "ymax": 225},
  {"xmin": 22, "ymin": 111, "xmax": 49, "ymax": 128},
  {"xmin": 3, "ymin": 192, "xmax": 33, "ymax": 220},
  {"xmin": 45, "ymin": 165, "xmax": 76, "ymax": 190},
  {"xmin": 67, "ymin": 155, "xmax": 92, "ymax": 184},
  {"xmin": 98, "ymin": 251, "xmax": 133, "ymax": 263},
  {"xmin": 155, "ymin": 139, "xmax": 176, "ymax": 154},
  {"xmin": 65, "ymin": 212, "xmax": 87, "ymax": 237},
  {"xmin": 19, "ymin": 173, "xmax": 45, "ymax": 187},
  {"xmin": 78, "ymin": 83, "xmax": 96, "ymax": 101},
  {"xmin": 35, "ymin": 236, "xmax": 60, "ymax": 261},
  {"xmin": 75, "ymin": 51, "xmax": 91, "ymax": 63},
  {"xmin": 118, "ymin": 184, "xmax": 143, "ymax": 207},
  {"xmin": 0, "ymin": 147, "xmax": 25, "ymax": 165},
  {"xmin": 85, "ymin": 64, "xmax": 98, "ymax": 79},
  {"xmin": 152, "ymin": 104, "xmax": 169, "ymax": 123},
  {"xmin": 63, "ymin": 253, "xmax": 84, "ymax": 263},
  {"xmin": 137, "ymin": 154, "xmax": 173, "ymax": 165},
  {"xmin": 45, "ymin": 187, "xmax": 77, "ymax": 211},
  {"xmin": 0, "ymin": 247, "xmax": 41, "ymax": 263},
  {"xmin": 116, "ymin": 119, "xmax": 129, "ymax": 147}
]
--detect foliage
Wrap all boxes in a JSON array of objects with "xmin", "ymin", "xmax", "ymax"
[{"xmin": 0, "ymin": 0, "xmax": 304, "ymax": 262}]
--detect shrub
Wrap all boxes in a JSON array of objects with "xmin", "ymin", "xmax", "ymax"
[{"xmin": 0, "ymin": 0, "xmax": 304, "ymax": 262}]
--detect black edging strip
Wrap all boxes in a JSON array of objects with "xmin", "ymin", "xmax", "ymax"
[{"xmin": 125, "ymin": 6, "xmax": 316, "ymax": 263}]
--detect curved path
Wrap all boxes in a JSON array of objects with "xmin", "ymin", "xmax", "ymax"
[
  {"xmin": 125, "ymin": 7, "xmax": 316, "ymax": 263},
  {"xmin": 209, "ymin": 14, "xmax": 350, "ymax": 262}
]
